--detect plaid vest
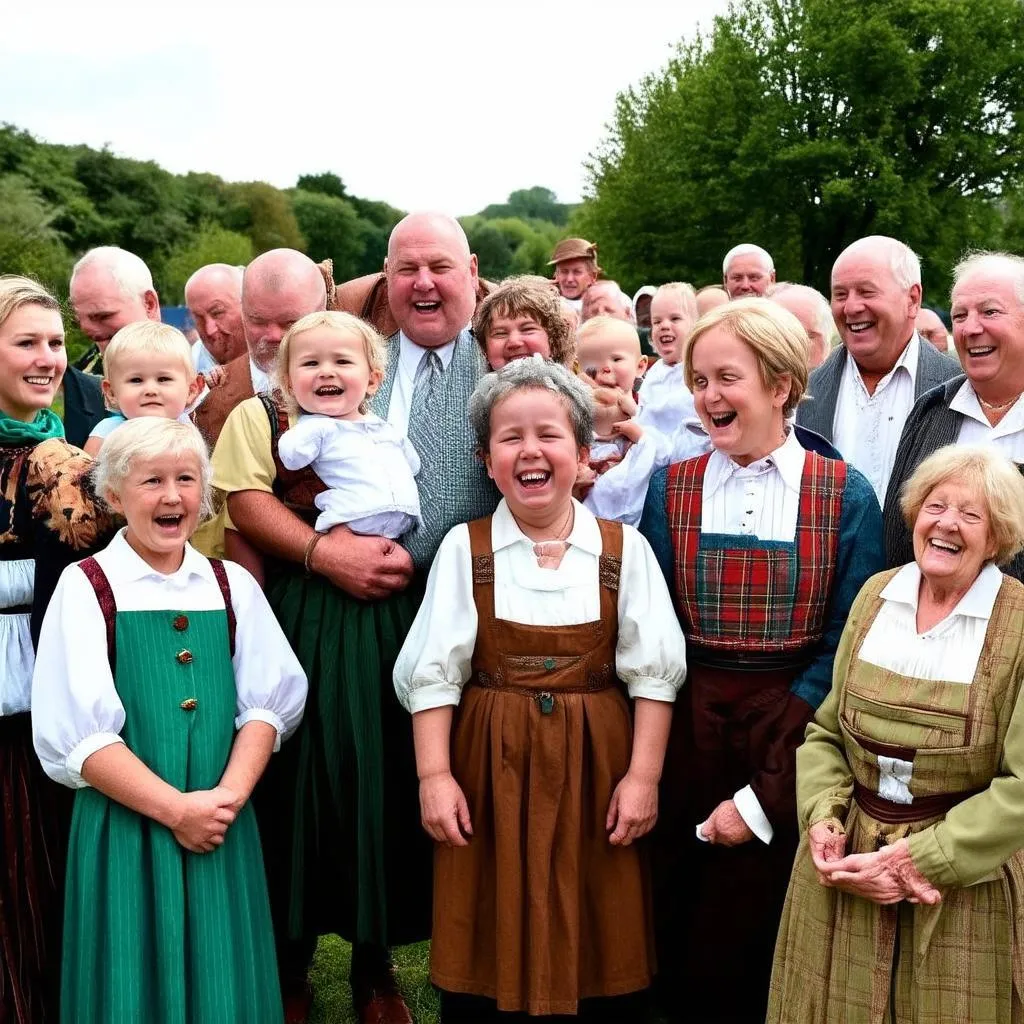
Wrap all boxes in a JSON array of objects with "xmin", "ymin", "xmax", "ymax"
[{"xmin": 666, "ymin": 451, "xmax": 846, "ymax": 654}]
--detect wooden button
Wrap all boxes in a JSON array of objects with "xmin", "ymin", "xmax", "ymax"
[
  {"xmin": 180, "ymin": 698, "xmax": 198, "ymax": 711},
  {"xmin": 172, "ymin": 615, "xmax": 189, "ymax": 632},
  {"xmin": 176, "ymin": 649, "xmax": 194, "ymax": 665}
]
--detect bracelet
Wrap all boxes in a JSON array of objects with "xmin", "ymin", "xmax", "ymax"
[{"xmin": 303, "ymin": 533, "xmax": 324, "ymax": 577}]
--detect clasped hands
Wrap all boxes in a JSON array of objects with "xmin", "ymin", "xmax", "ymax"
[
  {"xmin": 418, "ymin": 769, "xmax": 659, "ymax": 848},
  {"xmin": 169, "ymin": 785, "xmax": 241, "ymax": 854},
  {"xmin": 808, "ymin": 821, "xmax": 941, "ymax": 905}
]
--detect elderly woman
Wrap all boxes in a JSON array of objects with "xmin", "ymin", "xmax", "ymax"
[
  {"xmin": 769, "ymin": 445, "xmax": 1024, "ymax": 1023},
  {"xmin": 0, "ymin": 275, "xmax": 115, "ymax": 1022},
  {"xmin": 639, "ymin": 299, "xmax": 884, "ymax": 1023},
  {"xmin": 884, "ymin": 251, "xmax": 1024, "ymax": 579},
  {"xmin": 394, "ymin": 356, "xmax": 687, "ymax": 1022}
]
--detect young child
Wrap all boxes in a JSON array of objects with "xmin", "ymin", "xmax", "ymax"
[
  {"xmin": 275, "ymin": 311, "xmax": 421, "ymax": 538},
  {"xmin": 83, "ymin": 321, "xmax": 204, "ymax": 456},
  {"xmin": 472, "ymin": 275, "xmax": 576, "ymax": 370},
  {"xmin": 32, "ymin": 417, "xmax": 308, "ymax": 1023},
  {"xmin": 394, "ymin": 357, "xmax": 686, "ymax": 1023}
]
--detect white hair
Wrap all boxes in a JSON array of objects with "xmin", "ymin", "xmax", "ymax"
[
  {"xmin": 770, "ymin": 282, "xmax": 834, "ymax": 342},
  {"xmin": 71, "ymin": 246, "xmax": 154, "ymax": 299},
  {"xmin": 184, "ymin": 263, "xmax": 244, "ymax": 301},
  {"xmin": 631, "ymin": 285, "xmax": 657, "ymax": 318},
  {"xmin": 952, "ymin": 251, "xmax": 1024, "ymax": 305},
  {"xmin": 834, "ymin": 235, "xmax": 921, "ymax": 291},
  {"xmin": 723, "ymin": 244, "xmax": 775, "ymax": 276}
]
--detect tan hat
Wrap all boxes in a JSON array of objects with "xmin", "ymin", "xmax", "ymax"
[{"xmin": 548, "ymin": 238, "xmax": 598, "ymax": 266}]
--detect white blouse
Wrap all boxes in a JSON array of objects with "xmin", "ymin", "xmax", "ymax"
[
  {"xmin": 32, "ymin": 531, "xmax": 308, "ymax": 789},
  {"xmin": 637, "ymin": 359, "xmax": 697, "ymax": 440},
  {"xmin": 1, "ymin": 558, "xmax": 35, "ymax": 715},
  {"xmin": 393, "ymin": 499, "xmax": 687, "ymax": 713},
  {"xmin": 950, "ymin": 381, "xmax": 1024, "ymax": 460}
]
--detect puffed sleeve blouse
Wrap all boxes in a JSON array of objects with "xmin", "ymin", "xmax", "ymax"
[
  {"xmin": 394, "ymin": 498, "xmax": 687, "ymax": 713},
  {"xmin": 31, "ymin": 530, "xmax": 308, "ymax": 788}
]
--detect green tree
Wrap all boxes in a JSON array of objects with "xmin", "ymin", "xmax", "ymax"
[
  {"xmin": 223, "ymin": 181, "xmax": 305, "ymax": 254},
  {"xmin": 291, "ymin": 189, "xmax": 366, "ymax": 281},
  {"xmin": 579, "ymin": 0, "xmax": 1024, "ymax": 297},
  {"xmin": 0, "ymin": 174, "xmax": 72, "ymax": 293},
  {"xmin": 296, "ymin": 172, "xmax": 348, "ymax": 200},
  {"xmin": 160, "ymin": 223, "xmax": 254, "ymax": 303}
]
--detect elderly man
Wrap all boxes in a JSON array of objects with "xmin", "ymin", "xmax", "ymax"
[
  {"xmin": 883, "ymin": 251, "xmax": 1024, "ymax": 577},
  {"xmin": 796, "ymin": 235, "xmax": 959, "ymax": 504},
  {"xmin": 771, "ymin": 282, "xmax": 834, "ymax": 369},
  {"xmin": 212, "ymin": 213, "xmax": 498, "ymax": 1024},
  {"xmin": 722, "ymin": 243, "xmax": 775, "ymax": 298},
  {"xmin": 581, "ymin": 279, "xmax": 633, "ymax": 322},
  {"xmin": 917, "ymin": 306, "xmax": 951, "ymax": 353},
  {"xmin": 548, "ymin": 237, "xmax": 600, "ymax": 312},
  {"xmin": 191, "ymin": 249, "xmax": 326, "ymax": 448},
  {"xmin": 184, "ymin": 263, "xmax": 247, "ymax": 372}
]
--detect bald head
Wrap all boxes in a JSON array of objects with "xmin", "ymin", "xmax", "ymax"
[
  {"xmin": 696, "ymin": 286, "xmax": 729, "ymax": 316},
  {"xmin": 771, "ymin": 283, "xmax": 833, "ymax": 369},
  {"xmin": 582, "ymin": 280, "xmax": 632, "ymax": 323},
  {"xmin": 916, "ymin": 308, "xmax": 949, "ymax": 352},
  {"xmin": 184, "ymin": 264, "xmax": 246, "ymax": 365},
  {"xmin": 241, "ymin": 249, "xmax": 327, "ymax": 372},
  {"xmin": 385, "ymin": 212, "xmax": 479, "ymax": 348}
]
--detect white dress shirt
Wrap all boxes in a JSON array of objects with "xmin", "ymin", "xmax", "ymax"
[
  {"xmin": 32, "ymin": 531, "xmax": 308, "ymax": 789},
  {"xmin": 637, "ymin": 360, "xmax": 697, "ymax": 440},
  {"xmin": 832, "ymin": 335, "xmax": 920, "ymax": 505},
  {"xmin": 393, "ymin": 499, "xmax": 687, "ymax": 713},
  {"xmin": 856, "ymin": 561, "xmax": 1001, "ymax": 803},
  {"xmin": 385, "ymin": 330, "xmax": 461, "ymax": 433},
  {"xmin": 950, "ymin": 381, "xmax": 1024, "ymax": 459},
  {"xmin": 250, "ymin": 359, "xmax": 271, "ymax": 395},
  {"xmin": 278, "ymin": 413, "xmax": 421, "ymax": 537},
  {"xmin": 0, "ymin": 558, "xmax": 35, "ymax": 715}
]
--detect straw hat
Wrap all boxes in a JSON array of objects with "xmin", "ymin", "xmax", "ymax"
[{"xmin": 548, "ymin": 238, "xmax": 598, "ymax": 266}]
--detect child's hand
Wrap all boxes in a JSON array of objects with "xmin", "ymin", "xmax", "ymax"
[
  {"xmin": 606, "ymin": 771, "xmax": 659, "ymax": 846},
  {"xmin": 171, "ymin": 786, "xmax": 238, "ymax": 854},
  {"xmin": 613, "ymin": 418, "xmax": 643, "ymax": 444},
  {"xmin": 419, "ymin": 771, "xmax": 473, "ymax": 847},
  {"xmin": 203, "ymin": 365, "xmax": 228, "ymax": 389},
  {"xmin": 617, "ymin": 392, "xmax": 638, "ymax": 418}
]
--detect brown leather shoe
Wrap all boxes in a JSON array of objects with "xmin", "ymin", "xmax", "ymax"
[{"xmin": 358, "ymin": 990, "xmax": 414, "ymax": 1024}]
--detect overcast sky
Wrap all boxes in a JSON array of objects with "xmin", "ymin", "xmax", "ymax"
[{"xmin": 4, "ymin": 1, "xmax": 730, "ymax": 215}]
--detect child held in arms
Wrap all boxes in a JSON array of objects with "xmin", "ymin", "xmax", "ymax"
[
  {"xmin": 394, "ymin": 357, "xmax": 686, "ymax": 1022},
  {"xmin": 33, "ymin": 417, "xmax": 307, "ymax": 1023},
  {"xmin": 83, "ymin": 322, "xmax": 205, "ymax": 456}
]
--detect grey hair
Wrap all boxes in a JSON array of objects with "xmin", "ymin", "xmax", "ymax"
[
  {"xmin": 184, "ymin": 263, "xmax": 244, "ymax": 301},
  {"xmin": 71, "ymin": 246, "xmax": 154, "ymax": 300},
  {"xmin": 468, "ymin": 355, "xmax": 594, "ymax": 450},
  {"xmin": 92, "ymin": 417, "xmax": 213, "ymax": 521},
  {"xmin": 723, "ymin": 244, "xmax": 775, "ymax": 275},
  {"xmin": 770, "ymin": 282, "xmax": 835, "ymax": 342},
  {"xmin": 952, "ymin": 251, "xmax": 1024, "ymax": 305},
  {"xmin": 834, "ymin": 235, "xmax": 921, "ymax": 291}
]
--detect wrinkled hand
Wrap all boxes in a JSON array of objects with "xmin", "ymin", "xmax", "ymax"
[
  {"xmin": 171, "ymin": 786, "xmax": 238, "ymax": 853},
  {"xmin": 419, "ymin": 772, "xmax": 473, "ymax": 847},
  {"xmin": 819, "ymin": 838, "xmax": 942, "ymax": 905},
  {"xmin": 311, "ymin": 526, "xmax": 413, "ymax": 600},
  {"xmin": 808, "ymin": 819, "xmax": 847, "ymax": 885},
  {"xmin": 203, "ymin": 365, "xmax": 228, "ymax": 388},
  {"xmin": 607, "ymin": 771, "xmax": 659, "ymax": 846},
  {"xmin": 613, "ymin": 418, "xmax": 643, "ymax": 444},
  {"xmin": 700, "ymin": 799, "xmax": 754, "ymax": 846}
]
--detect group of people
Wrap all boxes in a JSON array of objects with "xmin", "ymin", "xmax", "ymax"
[{"xmin": 2, "ymin": 210, "xmax": 1024, "ymax": 1024}]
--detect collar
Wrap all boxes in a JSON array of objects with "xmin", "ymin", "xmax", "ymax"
[
  {"xmin": 846, "ymin": 332, "xmax": 920, "ymax": 392},
  {"xmin": 881, "ymin": 560, "xmax": 1003, "ymax": 620},
  {"xmin": 704, "ymin": 427, "xmax": 804, "ymax": 499},
  {"xmin": 100, "ymin": 529, "xmax": 214, "ymax": 589},
  {"xmin": 949, "ymin": 379, "xmax": 1024, "ymax": 435},
  {"xmin": 645, "ymin": 359, "xmax": 682, "ymax": 385},
  {"xmin": 490, "ymin": 498, "xmax": 603, "ymax": 557},
  {"xmin": 250, "ymin": 359, "xmax": 271, "ymax": 394},
  {"xmin": 399, "ymin": 329, "xmax": 464, "ymax": 377}
]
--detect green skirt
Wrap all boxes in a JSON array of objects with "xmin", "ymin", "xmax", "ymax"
[{"xmin": 258, "ymin": 569, "xmax": 433, "ymax": 948}]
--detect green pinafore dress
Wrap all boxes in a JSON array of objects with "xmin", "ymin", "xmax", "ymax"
[{"xmin": 61, "ymin": 556, "xmax": 283, "ymax": 1024}]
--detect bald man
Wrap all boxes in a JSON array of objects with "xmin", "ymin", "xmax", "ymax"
[
  {"xmin": 191, "ymin": 249, "xmax": 327, "ymax": 448},
  {"xmin": 184, "ymin": 263, "xmax": 246, "ymax": 369},
  {"xmin": 916, "ymin": 307, "xmax": 951, "ymax": 353},
  {"xmin": 581, "ymin": 279, "xmax": 633, "ymax": 322},
  {"xmin": 770, "ymin": 283, "xmax": 834, "ymax": 369}
]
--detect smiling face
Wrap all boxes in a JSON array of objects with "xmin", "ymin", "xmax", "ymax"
[
  {"xmin": 484, "ymin": 314, "xmax": 552, "ymax": 370},
  {"xmin": 242, "ymin": 278, "xmax": 327, "ymax": 374},
  {"xmin": 831, "ymin": 248, "xmax": 921, "ymax": 374},
  {"xmin": 912, "ymin": 479, "xmax": 995, "ymax": 594},
  {"xmin": 950, "ymin": 270, "xmax": 1024, "ymax": 399},
  {"xmin": 689, "ymin": 324, "xmax": 789, "ymax": 466},
  {"xmin": 103, "ymin": 350, "xmax": 200, "ymax": 420},
  {"xmin": 484, "ymin": 388, "xmax": 587, "ymax": 527},
  {"xmin": 0, "ymin": 304, "xmax": 67, "ymax": 421},
  {"xmin": 650, "ymin": 291, "xmax": 695, "ymax": 366},
  {"xmin": 185, "ymin": 269, "xmax": 246, "ymax": 365},
  {"xmin": 724, "ymin": 253, "xmax": 774, "ymax": 298},
  {"xmin": 106, "ymin": 450, "xmax": 204, "ymax": 574},
  {"xmin": 70, "ymin": 265, "xmax": 158, "ymax": 351},
  {"xmin": 286, "ymin": 326, "xmax": 380, "ymax": 420},
  {"xmin": 554, "ymin": 259, "xmax": 597, "ymax": 301},
  {"xmin": 576, "ymin": 320, "xmax": 647, "ymax": 390}
]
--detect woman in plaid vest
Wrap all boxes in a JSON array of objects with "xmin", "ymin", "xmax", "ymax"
[{"xmin": 640, "ymin": 300, "xmax": 884, "ymax": 1023}]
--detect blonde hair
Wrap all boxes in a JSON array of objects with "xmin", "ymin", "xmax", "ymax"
[
  {"xmin": 899, "ymin": 445, "xmax": 1024, "ymax": 566},
  {"xmin": 473, "ymin": 276, "xmax": 575, "ymax": 367},
  {"xmin": 653, "ymin": 282, "xmax": 699, "ymax": 322},
  {"xmin": 685, "ymin": 298, "xmax": 809, "ymax": 418},
  {"xmin": 275, "ymin": 310, "xmax": 387, "ymax": 417},
  {"xmin": 576, "ymin": 315, "xmax": 642, "ymax": 355},
  {"xmin": 0, "ymin": 275, "xmax": 61, "ymax": 330},
  {"xmin": 102, "ymin": 321, "xmax": 194, "ymax": 380},
  {"xmin": 93, "ymin": 417, "xmax": 213, "ymax": 521}
]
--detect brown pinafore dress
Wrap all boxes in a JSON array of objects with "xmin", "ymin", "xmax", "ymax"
[{"xmin": 430, "ymin": 516, "xmax": 655, "ymax": 1016}]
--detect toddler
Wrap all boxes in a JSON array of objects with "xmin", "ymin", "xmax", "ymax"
[{"xmin": 275, "ymin": 311, "xmax": 420, "ymax": 538}]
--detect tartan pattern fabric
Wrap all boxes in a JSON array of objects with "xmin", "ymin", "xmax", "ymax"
[
  {"xmin": 768, "ymin": 572, "xmax": 1024, "ymax": 1023},
  {"xmin": 665, "ymin": 450, "xmax": 846, "ymax": 651}
]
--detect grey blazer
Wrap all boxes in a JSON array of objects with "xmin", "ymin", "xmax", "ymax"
[{"xmin": 796, "ymin": 335, "xmax": 961, "ymax": 442}]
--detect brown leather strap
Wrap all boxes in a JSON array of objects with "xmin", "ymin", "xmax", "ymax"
[
  {"xmin": 467, "ymin": 516, "xmax": 496, "ymax": 626},
  {"xmin": 595, "ymin": 517, "xmax": 622, "ymax": 626},
  {"xmin": 208, "ymin": 558, "xmax": 236, "ymax": 658},
  {"xmin": 853, "ymin": 781, "xmax": 984, "ymax": 824},
  {"xmin": 79, "ymin": 556, "xmax": 118, "ymax": 672}
]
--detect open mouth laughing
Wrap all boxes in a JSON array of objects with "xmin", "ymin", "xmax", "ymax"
[
  {"xmin": 517, "ymin": 470, "xmax": 550, "ymax": 490},
  {"xmin": 846, "ymin": 320, "xmax": 874, "ymax": 335},
  {"xmin": 154, "ymin": 514, "xmax": 184, "ymax": 533},
  {"xmin": 24, "ymin": 375, "xmax": 54, "ymax": 387},
  {"xmin": 413, "ymin": 301, "xmax": 441, "ymax": 315},
  {"xmin": 710, "ymin": 411, "xmax": 737, "ymax": 428},
  {"xmin": 314, "ymin": 385, "xmax": 343, "ymax": 397}
]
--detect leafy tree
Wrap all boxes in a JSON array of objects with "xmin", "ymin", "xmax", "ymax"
[
  {"xmin": 462, "ymin": 220, "xmax": 516, "ymax": 280},
  {"xmin": 481, "ymin": 187, "xmax": 576, "ymax": 226},
  {"xmin": 160, "ymin": 223, "xmax": 254, "ymax": 303},
  {"xmin": 296, "ymin": 172, "xmax": 348, "ymax": 200},
  {"xmin": 223, "ymin": 181, "xmax": 305, "ymax": 254},
  {"xmin": 0, "ymin": 174, "xmax": 72, "ymax": 293},
  {"xmin": 291, "ymin": 189, "xmax": 366, "ymax": 281},
  {"xmin": 579, "ymin": 0, "xmax": 1024, "ymax": 297}
]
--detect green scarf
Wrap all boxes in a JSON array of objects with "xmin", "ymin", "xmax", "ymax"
[{"xmin": 0, "ymin": 407, "xmax": 65, "ymax": 446}]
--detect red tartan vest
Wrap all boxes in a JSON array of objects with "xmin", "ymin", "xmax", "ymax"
[{"xmin": 665, "ymin": 450, "xmax": 846, "ymax": 653}]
